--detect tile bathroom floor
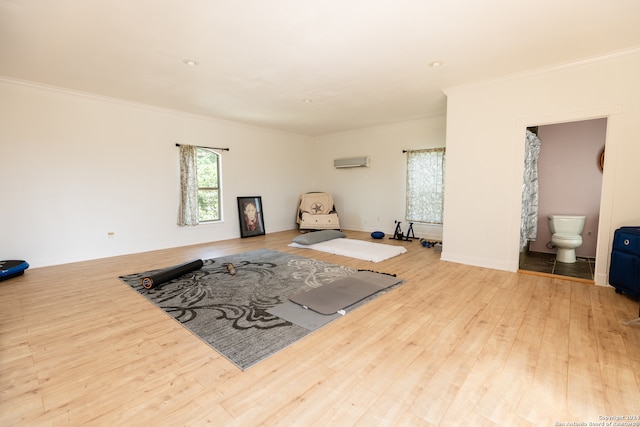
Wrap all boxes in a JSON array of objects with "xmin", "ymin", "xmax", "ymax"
[{"xmin": 519, "ymin": 250, "xmax": 595, "ymax": 281}]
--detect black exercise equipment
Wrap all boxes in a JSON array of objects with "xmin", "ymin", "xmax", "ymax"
[
  {"xmin": 390, "ymin": 221, "xmax": 415, "ymax": 242},
  {"xmin": 420, "ymin": 238, "xmax": 431, "ymax": 248},
  {"xmin": 141, "ymin": 259, "xmax": 204, "ymax": 289}
]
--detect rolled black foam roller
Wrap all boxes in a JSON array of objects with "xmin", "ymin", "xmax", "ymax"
[{"xmin": 141, "ymin": 259, "xmax": 204, "ymax": 289}]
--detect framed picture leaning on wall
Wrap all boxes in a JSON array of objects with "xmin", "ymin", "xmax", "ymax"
[{"xmin": 237, "ymin": 196, "xmax": 265, "ymax": 238}]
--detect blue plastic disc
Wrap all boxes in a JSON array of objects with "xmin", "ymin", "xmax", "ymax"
[{"xmin": 371, "ymin": 231, "xmax": 385, "ymax": 239}]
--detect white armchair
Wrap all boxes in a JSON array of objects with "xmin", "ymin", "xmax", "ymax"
[{"xmin": 296, "ymin": 192, "xmax": 341, "ymax": 231}]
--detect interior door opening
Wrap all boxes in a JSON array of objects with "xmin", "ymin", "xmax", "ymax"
[{"xmin": 519, "ymin": 118, "xmax": 607, "ymax": 282}]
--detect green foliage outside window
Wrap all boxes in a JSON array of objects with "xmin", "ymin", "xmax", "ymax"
[{"xmin": 196, "ymin": 148, "xmax": 220, "ymax": 222}]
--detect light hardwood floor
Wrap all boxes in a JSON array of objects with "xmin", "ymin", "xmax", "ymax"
[{"xmin": 2, "ymin": 230, "xmax": 639, "ymax": 426}]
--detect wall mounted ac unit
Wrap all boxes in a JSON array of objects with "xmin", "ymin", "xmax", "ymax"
[{"xmin": 333, "ymin": 156, "xmax": 370, "ymax": 168}]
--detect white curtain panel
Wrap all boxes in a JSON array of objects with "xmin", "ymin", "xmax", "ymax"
[
  {"xmin": 405, "ymin": 148, "xmax": 446, "ymax": 224},
  {"xmin": 520, "ymin": 130, "xmax": 541, "ymax": 251},
  {"xmin": 178, "ymin": 144, "xmax": 199, "ymax": 226}
]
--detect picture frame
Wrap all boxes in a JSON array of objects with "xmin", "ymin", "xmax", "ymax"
[{"xmin": 237, "ymin": 196, "xmax": 265, "ymax": 238}]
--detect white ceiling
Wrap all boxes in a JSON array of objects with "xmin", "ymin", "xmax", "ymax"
[{"xmin": 1, "ymin": 0, "xmax": 639, "ymax": 136}]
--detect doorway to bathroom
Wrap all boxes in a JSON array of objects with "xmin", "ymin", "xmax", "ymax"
[{"xmin": 519, "ymin": 118, "xmax": 607, "ymax": 282}]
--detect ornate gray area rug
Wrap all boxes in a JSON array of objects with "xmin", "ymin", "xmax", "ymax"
[{"xmin": 119, "ymin": 249, "xmax": 402, "ymax": 370}]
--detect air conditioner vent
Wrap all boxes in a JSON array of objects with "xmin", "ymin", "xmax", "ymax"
[{"xmin": 333, "ymin": 156, "xmax": 370, "ymax": 168}]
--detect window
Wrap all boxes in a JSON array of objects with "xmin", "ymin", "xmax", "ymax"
[
  {"xmin": 405, "ymin": 148, "xmax": 445, "ymax": 224},
  {"xmin": 196, "ymin": 148, "xmax": 221, "ymax": 222}
]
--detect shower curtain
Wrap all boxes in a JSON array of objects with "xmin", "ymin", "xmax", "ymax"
[{"xmin": 520, "ymin": 130, "xmax": 541, "ymax": 252}]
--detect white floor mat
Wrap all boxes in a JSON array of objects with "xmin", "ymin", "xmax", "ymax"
[{"xmin": 289, "ymin": 238, "xmax": 407, "ymax": 262}]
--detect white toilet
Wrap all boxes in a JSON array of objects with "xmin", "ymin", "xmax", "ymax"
[{"xmin": 548, "ymin": 214, "xmax": 586, "ymax": 263}]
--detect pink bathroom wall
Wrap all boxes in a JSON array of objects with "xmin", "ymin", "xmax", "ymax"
[{"xmin": 528, "ymin": 118, "xmax": 606, "ymax": 258}]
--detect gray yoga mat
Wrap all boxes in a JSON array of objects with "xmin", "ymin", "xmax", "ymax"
[
  {"xmin": 267, "ymin": 301, "xmax": 341, "ymax": 331},
  {"xmin": 289, "ymin": 270, "xmax": 402, "ymax": 315}
]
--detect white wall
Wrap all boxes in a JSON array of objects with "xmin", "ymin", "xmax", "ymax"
[
  {"xmin": 442, "ymin": 49, "xmax": 640, "ymax": 286},
  {"xmin": 0, "ymin": 79, "xmax": 314, "ymax": 268},
  {"xmin": 314, "ymin": 116, "xmax": 446, "ymax": 241}
]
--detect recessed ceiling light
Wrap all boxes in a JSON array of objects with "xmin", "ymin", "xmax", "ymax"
[
  {"xmin": 429, "ymin": 61, "xmax": 444, "ymax": 68},
  {"xmin": 303, "ymin": 99, "xmax": 313, "ymax": 103},
  {"xmin": 183, "ymin": 59, "xmax": 199, "ymax": 66}
]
